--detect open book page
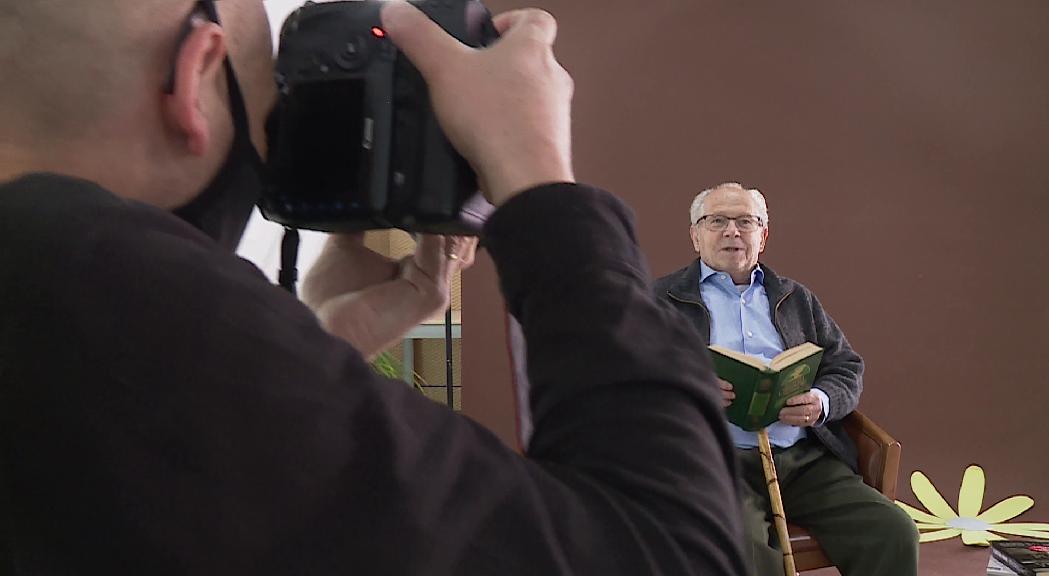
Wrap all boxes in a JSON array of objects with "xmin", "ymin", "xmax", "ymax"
[
  {"xmin": 769, "ymin": 342, "xmax": 822, "ymax": 372},
  {"xmin": 708, "ymin": 345, "xmax": 768, "ymax": 371},
  {"xmin": 709, "ymin": 342, "xmax": 821, "ymax": 373}
]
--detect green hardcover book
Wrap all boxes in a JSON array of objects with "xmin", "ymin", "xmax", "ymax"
[{"xmin": 709, "ymin": 342, "xmax": 823, "ymax": 431}]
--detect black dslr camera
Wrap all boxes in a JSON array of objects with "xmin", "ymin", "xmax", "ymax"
[{"xmin": 261, "ymin": 0, "xmax": 498, "ymax": 235}]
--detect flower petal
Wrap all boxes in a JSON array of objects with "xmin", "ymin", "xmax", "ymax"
[
  {"xmin": 916, "ymin": 523, "xmax": 950, "ymax": 530},
  {"xmin": 896, "ymin": 501, "xmax": 946, "ymax": 525},
  {"xmin": 957, "ymin": 465, "xmax": 985, "ymax": 518},
  {"xmin": 910, "ymin": 471, "xmax": 958, "ymax": 520},
  {"xmin": 976, "ymin": 496, "xmax": 1034, "ymax": 523},
  {"xmin": 918, "ymin": 528, "xmax": 961, "ymax": 543},
  {"xmin": 960, "ymin": 529, "xmax": 1003, "ymax": 546},
  {"xmin": 988, "ymin": 522, "xmax": 1049, "ymax": 530},
  {"xmin": 988, "ymin": 525, "xmax": 1049, "ymax": 539}
]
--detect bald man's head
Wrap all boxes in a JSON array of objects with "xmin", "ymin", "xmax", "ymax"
[
  {"xmin": 0, "ymin": 0, "xmax": 272, "ymax": 140},
  {"xmin": 0, "ymin": 0, "xmax": 275, "ymax": 206},
  {"xmin": 0, "ymin": 0, "xmax": 192, "ymax": 140}
]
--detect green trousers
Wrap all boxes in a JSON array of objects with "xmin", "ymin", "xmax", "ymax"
[{"xmin": 736, "ymin": 438, "xmax": 919, "ymax": 576}]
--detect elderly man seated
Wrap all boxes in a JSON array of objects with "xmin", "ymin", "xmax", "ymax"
[{"xmin": 654, "ymin": 182, "xmax": 919, "ymax": 575}]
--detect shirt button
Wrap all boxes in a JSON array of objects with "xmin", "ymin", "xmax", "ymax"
[{"xmin": 746, "ymin": 331, "xmax": 754, "ymax": 338}]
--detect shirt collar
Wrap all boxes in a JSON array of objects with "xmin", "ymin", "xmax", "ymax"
[{"xmin": 699, "ymin": 260, "xmax": 765, "ymax": 286}]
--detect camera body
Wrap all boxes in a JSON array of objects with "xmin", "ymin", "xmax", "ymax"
[{"xmin": 261, "ymin": 0, "xmax": 498, "ymax": 235}]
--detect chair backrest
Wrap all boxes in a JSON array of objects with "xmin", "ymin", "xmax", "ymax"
[
  {"xmin": 792, "ymin": 410, "xmax": 903, "ymax": 572},
  {"xmin": 842, "ymin": 410, "xmax": 901, "ymax": 499}
]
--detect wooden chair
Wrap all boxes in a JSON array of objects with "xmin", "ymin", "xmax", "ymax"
[{"xmin": 790, "ymin": 410, "xmax": 902, "ymax": 572}]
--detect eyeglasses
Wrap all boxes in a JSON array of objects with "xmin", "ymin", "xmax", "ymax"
[{"xmin": 695, "ymin": 214, "xmax": 765, "ymax": 232}]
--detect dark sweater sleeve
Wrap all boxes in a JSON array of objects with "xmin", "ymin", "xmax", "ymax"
[
  {"xmin": 809, "ymin": 292, "xmax": 864, "ymax": 422},
  {"xmin": 483, "ymin": 184, "xmax": 745, "ymax": 574},
  {"xmin": 2, "ymin": 179, "xmax": 744, "ymax": 575}
]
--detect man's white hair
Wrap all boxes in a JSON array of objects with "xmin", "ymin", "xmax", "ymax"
[{"xmin": 688, "ymin": 182, "xmax": 769, "ymax": 225}]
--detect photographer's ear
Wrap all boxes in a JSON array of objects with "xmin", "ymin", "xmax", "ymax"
[{"xmin": 163, "ymin": 19, "xmax": 228, "ymax": 157}]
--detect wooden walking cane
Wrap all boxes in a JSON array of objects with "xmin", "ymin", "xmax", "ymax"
[{"xmin": 757, "ymin": 428, "xmax": 797, "ymax": 576}]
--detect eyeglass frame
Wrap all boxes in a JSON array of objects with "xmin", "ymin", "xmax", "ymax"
[{"xmin": 694, "ymin": 214, "xmax": 766, "ymax": 232}]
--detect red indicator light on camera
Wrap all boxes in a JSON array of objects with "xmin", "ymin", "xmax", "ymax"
[{"xmin": 371, "ymin": 27, "xmax": 386, "ymax": 39}]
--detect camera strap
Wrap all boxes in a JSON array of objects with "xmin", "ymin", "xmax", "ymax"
[{"xmin": 278, "ymin": 227, "xmax": 300, "ymax": 295}]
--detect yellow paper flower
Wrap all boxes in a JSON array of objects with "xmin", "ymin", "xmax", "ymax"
[{"xmin": 896, "ymin": 465, "xmax": 1049, "ymax": 546}]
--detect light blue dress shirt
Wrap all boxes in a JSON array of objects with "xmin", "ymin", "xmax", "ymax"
[{"xmin": 699, "ymin": 262, "xmax": 829, "ymax": 449}]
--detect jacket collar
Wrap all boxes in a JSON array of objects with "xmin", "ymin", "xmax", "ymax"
[
  {"xmin": 759, "ymin": 262, "xmax": 795, "ymax": 307},
  {"xmin": 666, "ymin": 258, "xmax": 796, "ymax": 306},
  {"xmin": 699, "ymin": 260, "xmax": 766, "ymax": 287},
  {"xmin": 666, "ymin": 258, "xmax": 705, "ymax": 304}
]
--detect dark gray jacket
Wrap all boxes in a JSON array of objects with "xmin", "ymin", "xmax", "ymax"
[{"xmin": 653, "ymin": 258, "xmax": 863, "ymax": 470}]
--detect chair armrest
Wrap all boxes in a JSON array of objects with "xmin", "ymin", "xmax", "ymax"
[{"xmin": 842, "ymin": 410, "xmax": 902, "ymax": 500}]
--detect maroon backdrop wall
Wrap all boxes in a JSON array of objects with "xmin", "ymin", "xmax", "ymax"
[{"xmin": 463, "ymin": 0, "xmax": 1049, "ymax": 527}]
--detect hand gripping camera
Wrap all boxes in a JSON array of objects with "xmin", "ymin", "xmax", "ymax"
[{"xmin": 261, "ymin": 0, "xmax": 499, "ymax": 235}]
